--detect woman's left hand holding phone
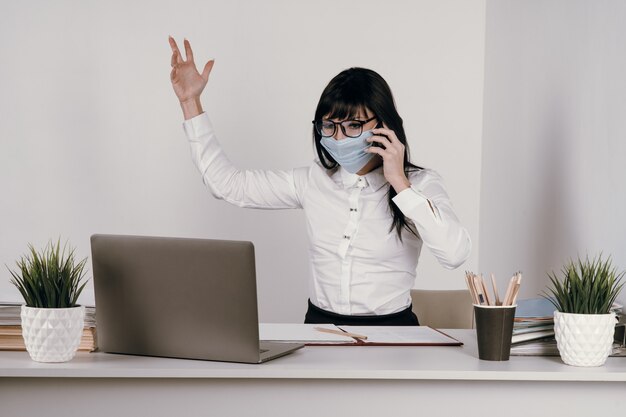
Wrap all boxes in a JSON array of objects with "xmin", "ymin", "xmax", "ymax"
[
  {"xmin": 168, "ymin": 36, "xmax": 215, "ymax": 120},
  {"xmin": 366, "ymin": 125, "xmax": 411, "ymax": 193}
]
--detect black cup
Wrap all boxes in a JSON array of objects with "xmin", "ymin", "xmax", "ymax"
[{"xmin": 474, "ymin": 305, "xmax": 516, "ymax": 361}]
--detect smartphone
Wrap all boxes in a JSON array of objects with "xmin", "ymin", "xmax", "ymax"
[{"xmin": 371, "ymin": 121, "xmax": 386, "ymax": 149}]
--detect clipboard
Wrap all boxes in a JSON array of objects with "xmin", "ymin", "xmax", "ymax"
[
  {"xmin": 312, "ymin": 326, "xmax": 463, "ymax": 346},
  {"xmin": 259, "ymin": 324, "xmax": 463, "ymax": 346}
]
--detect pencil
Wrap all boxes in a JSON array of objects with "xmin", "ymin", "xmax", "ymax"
[
  {"xmin": 473, "ymin": 275, "xmax": 487, "ymax": 305},
  {"xmin": 480, "ymin": 274, "xmax": 493, "ymax": 306},
  {"xmin": 510, "ymin": 283, "xmax": 520, "ymax": 306},
  {"xmin": 511, "ymin": 272, "xmax": 522, "ymax": 305},
  {"xmin": 502, "ymin": 275, "xmax": 516, "ymax": 306},
  {"xmin": 314, "ymin": 327, "xmax": 368, "ymax": 340},
  {"xmin": 490, "ymin": 273, "xmax": 501, "ymax": 306},
  {"xmin": 465, "ymin": 272, "xmax": 479, "ymax": 304}
]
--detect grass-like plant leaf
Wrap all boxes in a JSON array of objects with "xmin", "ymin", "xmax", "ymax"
[
  {"xmin": 7, "ymin": 239, "xmax": 89, "ymax": 308},
  {"xmin": 542, "ymin": 254, "xmax": 625, "ymax": 314}
]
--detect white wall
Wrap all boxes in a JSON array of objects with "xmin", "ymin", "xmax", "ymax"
[
  {"xmin": 481, "ymin": 0, "xmax": 626, "ymax": 307},
  {"xmin": 0, "ymin": 0, "xmax": 485, "ymax": 321}
]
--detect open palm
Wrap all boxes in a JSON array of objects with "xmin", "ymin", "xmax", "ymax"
[{"xmin": 168, "ymin": 37, "xmax": 214, "ymax": 103}]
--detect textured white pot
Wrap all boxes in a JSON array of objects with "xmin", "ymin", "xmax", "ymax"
[
  {"xmin": 553, "ymin": 311, "xmax": 616, "ymax": 367},
  {"xmin": 21, "ymin": 305, "xmax": 85, "ymax": 363}
]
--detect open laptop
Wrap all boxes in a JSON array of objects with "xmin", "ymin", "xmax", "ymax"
[{"xmin": 90, "ymin": 234, "xmax": 303, "ymax": 363}]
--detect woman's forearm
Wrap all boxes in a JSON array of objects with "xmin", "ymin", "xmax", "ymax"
[
  {"xmin": 181, "ymin": 97, "xmax": 203, "ymax": 120},
  {"xmin": 392, "ymin": 171, "xmax": 472, "ymax": 269}
]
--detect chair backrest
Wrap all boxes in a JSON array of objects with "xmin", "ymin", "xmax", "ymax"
[{"xmin": 410, "ymin": 289, "xmax": 474, "ymax": 329}]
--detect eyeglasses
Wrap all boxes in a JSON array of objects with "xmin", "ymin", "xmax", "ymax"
[{"xmin": 312, "ymin": 116, "xmax": 376, "ymax": 138}]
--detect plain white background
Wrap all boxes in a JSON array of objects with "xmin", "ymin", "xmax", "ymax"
[
  {"xmin": 0, "ymin": 0, "xmax": 485, "ymax": 321},
  {"xmin": 481, "ymin": 0, "xmax": 626, "ymax": 308},
  {"xmin": 4, "ymin": 0, "xmax": 626, "ymax": 319}
]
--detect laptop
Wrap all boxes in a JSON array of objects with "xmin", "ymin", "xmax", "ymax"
[{"xmin": 90, "ymin": 234, "xmax": 304, "ymax": 363}]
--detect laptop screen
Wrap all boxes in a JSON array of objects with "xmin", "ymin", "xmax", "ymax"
[{"xmin": 91, "ymin": 234, "xmax": 261, "ymax": 362}]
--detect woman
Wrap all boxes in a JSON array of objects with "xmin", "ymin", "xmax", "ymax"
[{"xmin": 168, "ymin": 37, "xmax": 471, "ymax": 326}]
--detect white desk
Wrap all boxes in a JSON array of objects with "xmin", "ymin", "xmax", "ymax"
[{"xmin": 1, "ymin": 329, "xmax": 625, "ymax": 416}]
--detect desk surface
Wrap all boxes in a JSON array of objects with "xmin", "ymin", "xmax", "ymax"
[{"xmin": 1, "ymin": 329, "xmax": 625, "ymax": 382}]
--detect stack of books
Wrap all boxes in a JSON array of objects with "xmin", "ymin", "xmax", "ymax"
[
  {"xmin": 510, "ymin": 298, "xmax": 625, "ymax": 356},
  {"xmin": 510, "ymin": 297, "xmax": 558, "ymax": 356},
  {"xmin": 0, "ymin": 302, "xmax": 97, "ymax": 352}
]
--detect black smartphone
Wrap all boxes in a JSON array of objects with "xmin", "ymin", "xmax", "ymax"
[{"xmin": 371, "ymin": 121, "xmax": 386, "ymax": 148}]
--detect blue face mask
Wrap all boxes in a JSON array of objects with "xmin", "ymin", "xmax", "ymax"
[{"xmin": 320, "ymin": 130, "xmax": 374, "ymax": 174}]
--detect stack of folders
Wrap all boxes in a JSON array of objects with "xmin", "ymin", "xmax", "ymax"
[
  {"xmin": 509, "ymin": 297, "xmax": 557, "ymax": 356},
  {"xmin": 0, "ymin": 301, "xmax": 97, "ymax": 352},
  {"xmin": 509, "ymin": 298, "xmax": 625, "ymax": 356}
]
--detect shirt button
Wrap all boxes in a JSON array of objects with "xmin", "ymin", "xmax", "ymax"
[
  {"xmin": 343, "ymin": 235, "xmax": 350, "ymax": 240},
  {"xmin": 349, "ymin": 208, "xmax": 357, "ymax": 212}
]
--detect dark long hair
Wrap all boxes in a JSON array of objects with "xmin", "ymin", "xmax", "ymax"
[{"xmin": 313, "ymin": 67, "xmax": 422, "ymax": 240}]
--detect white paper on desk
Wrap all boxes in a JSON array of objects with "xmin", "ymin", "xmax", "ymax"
[
  {"xmin": 339, "ymin": 326, "xmax": 459, "ymax": 344},
  {"xmin": 259, "ymin": 323, "xmax": 356, "ymax": 344}
]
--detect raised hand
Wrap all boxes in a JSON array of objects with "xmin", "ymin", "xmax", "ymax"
[{"xmin": 168, "ymin": 37, "xmax": 214, "ymax": 106}]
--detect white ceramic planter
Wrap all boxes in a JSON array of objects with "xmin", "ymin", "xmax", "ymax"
[
  {"xmin": 553, "ymin": 311, "xmax": 616, "ymax": 367},
  {"xmin": 21, "ymin": 305, "xmax": 85, "ymax": 363}
]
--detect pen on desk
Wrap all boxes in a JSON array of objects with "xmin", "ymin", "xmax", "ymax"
[{"xmin": 314, "ymin": 327, "xmax": 368, "ymax": 340}]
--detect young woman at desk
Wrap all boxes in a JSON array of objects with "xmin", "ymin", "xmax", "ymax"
[{"xmin": 168, "ymin": 37, "xmax": 471, "ymax": 327}]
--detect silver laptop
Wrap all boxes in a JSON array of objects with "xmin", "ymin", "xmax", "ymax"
[{"xmin": 91, "ymin": 234, "xmax": 303, "ymax": 363}]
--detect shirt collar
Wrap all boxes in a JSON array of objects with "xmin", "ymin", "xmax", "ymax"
[{"xmin": 337, "ymin": 166, "xmax": 388, "ymax": 191}]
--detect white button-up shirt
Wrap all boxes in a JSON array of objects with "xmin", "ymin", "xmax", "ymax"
[{"xmin": 183, "ymin": 113, "xmax": 471, "ymax": 315}]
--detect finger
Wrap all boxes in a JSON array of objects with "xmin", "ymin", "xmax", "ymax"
[
  {"xmin": 374, "ymin": 123, "xmax": 400, "ymax": 143},
  {"xmin": 383, "ymin": 122, "xmax": 401, "ymax": 143},
  {"xmin": 201, "ymin": 59, "xmax": 215, "ymax": 82},
  {"xmin": 183, "ymin": 38, "xmax": 194, "ymax": 62},
  {"xmin": 168, "ymin": 36, "xmax": 182, "ymax": 57},
  {"xmin": 170, "ymin": 67, "xmax": 176, "ymax": 81},
  {"xmin": 367, "ymin": 135, "xmax": 392, "ymax": 149},
  {"xmin": 372, "ymin": 128, "xmax": 398, "ymax": 143},
  {"xmin": 171, "ymin": 50, "xmax": 178, "ymax": 67},
  {"xmin": 173, "ymin": 50, "xmax": 183, "ymax": 66},
  {"xmin": 370, "ymin": 137, "xmax": 405, "ymax": 160},
  {"xmin": 366, "ymin": 146, "xmax": 389, "ymax": 158}
]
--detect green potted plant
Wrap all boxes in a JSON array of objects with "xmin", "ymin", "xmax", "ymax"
[
  {"xmin": 7, "ymin": 239, "xmax": 89, "ymax": 362},
  {"xmin": 543, "ymin": 254, "xmax": 624, "ymax": 367}
]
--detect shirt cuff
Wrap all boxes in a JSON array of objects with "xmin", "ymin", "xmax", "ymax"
[
  {"xmin": 392, "ymin": 185, "xmax": 430, "ymax": 213},
  {"xmin": 182, "ymin": 112, "xmax": 212, "ymax": 139}
]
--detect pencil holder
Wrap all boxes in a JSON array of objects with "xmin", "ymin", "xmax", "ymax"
[{"xmin": 474, "ymin": 305, "xmax": 516, "ymax": 361}]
